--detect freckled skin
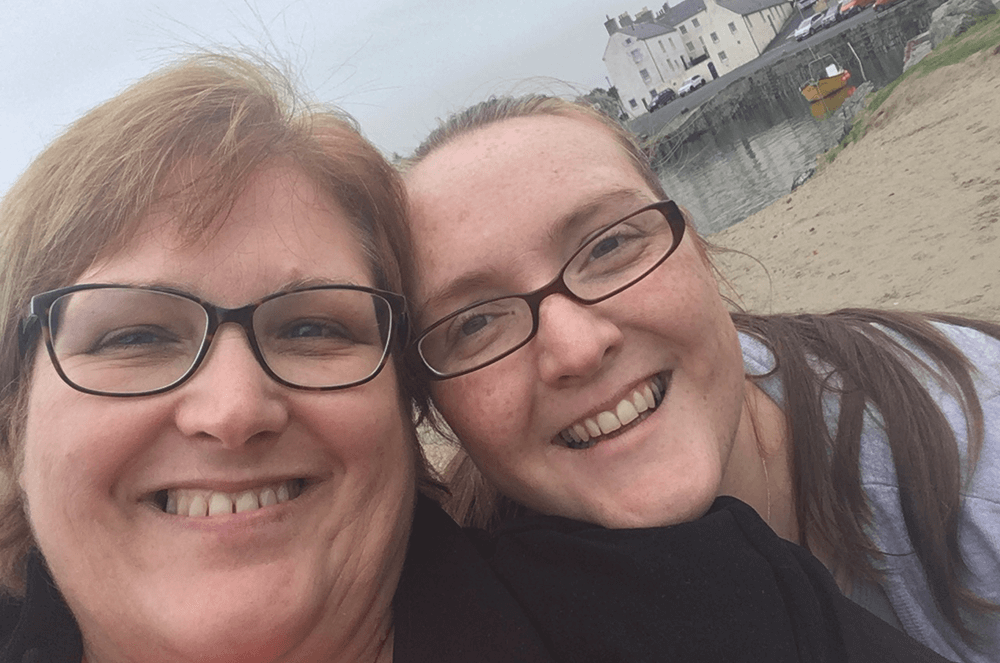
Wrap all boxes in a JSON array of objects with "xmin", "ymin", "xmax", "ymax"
[{"xmin": 407, "ymin": 115, "xmax": 759, "ymax": 529}]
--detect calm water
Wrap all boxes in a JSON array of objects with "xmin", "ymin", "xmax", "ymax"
[{"xmin": 654, "ymin": 93, "xmax": 858, "ymax": 234}]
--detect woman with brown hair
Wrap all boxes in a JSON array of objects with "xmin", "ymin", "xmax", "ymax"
[
  {"xmin": 403, "ymin": 95, "xmax": 1000, "ymax": 662},
  {"xmin": 0, "ymin": 55, "xmax": 556, "ymax": 663}
]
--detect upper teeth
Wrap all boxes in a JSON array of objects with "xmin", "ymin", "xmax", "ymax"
[
  {"xmin": 559, "ymin": 374, "xmax": 666, "ymax": 448},
  {"xmin": 158, "ymin": 480, "xmax": 302, "ymax": 517}
]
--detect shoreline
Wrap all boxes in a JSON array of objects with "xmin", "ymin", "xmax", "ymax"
[{"xmin": 709, "ymin": 47, "xmax": 1000, "ymax": 320}]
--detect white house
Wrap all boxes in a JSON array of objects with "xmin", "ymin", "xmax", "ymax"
[
  {"xmin": 602, "ymin": 19, "xmax": 691, "ymax": 116},
  {"xmin": 701, "ymin": 0, "xmax": 796, "ymax": 75},
  {"xmin": 603, "ymin": 0, "xmax": 794, "ymax": 115}
]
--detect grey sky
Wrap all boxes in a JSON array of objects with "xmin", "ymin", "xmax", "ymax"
[{"xmin": 1, "ymin": 0, "xmax": 627, "ymax": 193}]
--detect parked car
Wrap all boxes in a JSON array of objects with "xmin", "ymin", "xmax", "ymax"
[
  {"xmin": 840, "ymin": 0, "xmax": 875, "ymax": 17},
  {"xmin": 819, "ymin": 1, "xmax": 844, "ymax": 28},
  {"xmin": 649, "ymin": 88, "xmax": 677, "ymax": 111},
  {"xmin": 796, "ymin": 0, "xmax": 818, "ymax": 9},
  {"xmin": 678, "ymin": 75, "xmax": 707, "ymax": 96},
  {"xmin": 793, "ymin": 13, "xmax": 825, "ymax": 40}
]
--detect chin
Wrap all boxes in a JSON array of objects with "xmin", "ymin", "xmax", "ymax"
[
  {"xmin": 574, "ymin": 473, "xmax": 721, "ymax": 530},
  {"xmin": 143, "ymin": 587, "xmax": 312, "ymax": 661}
]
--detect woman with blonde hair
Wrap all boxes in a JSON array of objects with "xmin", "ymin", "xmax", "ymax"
[{"xmin": 403, "ymin": 94, "xmax": 999, "ymax": 662}]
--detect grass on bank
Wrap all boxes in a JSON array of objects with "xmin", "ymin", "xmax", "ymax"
[{"xmin": 823, "ymin": 10, "xmax": 1000, "ymax": 165}]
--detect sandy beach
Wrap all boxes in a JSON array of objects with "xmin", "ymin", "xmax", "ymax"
[{"xmin": 711, "ymin": 47, "xmax": 1000, "ymax": 320}]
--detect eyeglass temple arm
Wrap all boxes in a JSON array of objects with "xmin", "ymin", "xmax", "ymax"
[{"xmin": 18, "ymin": 314, "xmax": 40, "ymax": 358}]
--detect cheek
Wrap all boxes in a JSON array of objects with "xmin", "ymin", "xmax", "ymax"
[
  {"xmin": 314, "ymin": 375, "xmax": 416, "ymax": 488},
  {"xmin": 431, "ymin": 369, "xmax": 530, "ymax": 459}
]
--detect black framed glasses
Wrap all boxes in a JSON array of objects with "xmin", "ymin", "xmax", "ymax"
[
  {"xmin": 414, "ymin": 200, "xmax": 685, "ymax": 379},
  {"xmin": 20, "ymin": 283, "xmax": 406, "ymax": 397}
]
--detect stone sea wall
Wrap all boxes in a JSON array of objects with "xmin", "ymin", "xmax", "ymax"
[{"xmin": 643, "ymin": 0, "xmax": 949, "ymax": 162}]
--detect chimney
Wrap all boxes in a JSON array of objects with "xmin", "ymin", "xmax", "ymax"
[
  {"xmin": 604, "ymin": 15, "xmax": 620, "ymax": 35},
  {"xmin": 618, "ymin": 12, "xmax": 634, "ymax": 28},
  {"xmin": 636, "ymin": 7, "xmax": 654, "ymax": 22}
]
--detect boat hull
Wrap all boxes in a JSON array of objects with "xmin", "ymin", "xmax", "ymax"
[{"xmin": 801, "ymin": 70, "xmax": 852, "ymax": 102}]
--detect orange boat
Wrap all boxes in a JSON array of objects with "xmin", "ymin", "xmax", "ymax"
[
  {"xmin": 801, "ymin": 67, "xmax": 852, "ymax": 102},
  {"xmin": 809, "ymin": 85, "xmax": 857, "ymax": 119}
]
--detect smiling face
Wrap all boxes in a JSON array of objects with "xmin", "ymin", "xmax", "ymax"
[
  {"xmin": 407, "ymin": 114, "xmax": 748, "ymax": 528},
  {"xmin": 19, "ymin": 165, "xmax": 415, "ymax": 662}
]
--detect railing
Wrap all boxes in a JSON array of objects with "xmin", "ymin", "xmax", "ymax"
[{"xmin": 685, "ymin": 52, "xmax": 710, "ymax": 69}]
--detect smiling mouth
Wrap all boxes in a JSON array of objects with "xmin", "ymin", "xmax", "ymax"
[
  {"xmin": 149, "ymin": 479, "xmax": 308, "ymax": 518},
  {"xmin": 556, "ymin": 372, "xmax": 670, "ymax": 450}
]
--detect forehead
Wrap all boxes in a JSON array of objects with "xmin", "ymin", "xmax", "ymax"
[
  {"xmin": 407, "ymin": 114, "xmax": 647, "ymax": 223},
  {"xmin": 406, "ymin": 115, "xmax": 656, "ymax": 309},
  {"xmin": 80, "ymin": 165, "xmax": 373, "ymax": 303}
]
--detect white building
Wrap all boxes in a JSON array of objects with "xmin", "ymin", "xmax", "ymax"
[
  {"xmin": 603, "ymin": 0, "xmax": 794, "ymax": 115},
  {"xmin": 702, "ymin": 0, "xmax": 796, "ymax": 75},
  {"xmin": 602, "ymin": 19, "xmax": 691, "ymax": 117}
]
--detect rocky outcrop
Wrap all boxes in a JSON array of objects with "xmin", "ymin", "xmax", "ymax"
[
  {"xmin": 929, "ymin": 0, "xmax": 997, "ymax": 46},
  {"xmin": 903, "ymin": 32, "xmax": 934, "ymax": 70}
]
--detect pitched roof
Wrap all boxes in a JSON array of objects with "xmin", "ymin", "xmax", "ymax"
[
  {"xmin": 715, "ymin": 0, "xmax": 789, "ymax": 14},
  {"xmin": 656, "ymin": 0, "xmax": 707, "ymax": 26},
  {"xmin": 615, "ymin": 21, "xmax": 674, "ymax": 39}
]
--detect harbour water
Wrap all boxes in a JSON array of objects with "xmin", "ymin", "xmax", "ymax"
[{"xmin": 653, "ymin": 93, "xmax": 856, "ymax": 235}]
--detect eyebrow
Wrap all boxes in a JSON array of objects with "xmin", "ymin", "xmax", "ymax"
[
  {"xmin": 544, "ymin": 189, "xmax": 656, "ymax": 246},
  {"xmin": 419, "ymin": 188, "xmax": 656, "ymax": 322}
]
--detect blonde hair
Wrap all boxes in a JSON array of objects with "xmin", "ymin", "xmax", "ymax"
[{"xmin": 0, "ymin": 53, "xmax": 431, "ymax": 592}]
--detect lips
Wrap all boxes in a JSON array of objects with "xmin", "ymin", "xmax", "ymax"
[
  {"xmin": 149, "ymin": 479, "xmax": 307, "ymax": 517},
  {"xmin": 556, "ymin": 373, "xmax": 669, "ymax": 450}
]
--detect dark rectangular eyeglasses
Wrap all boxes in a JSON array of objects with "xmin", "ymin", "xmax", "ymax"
[
  {"xmin": 19, "ymin": 284, "xmax": 406, "ymax": 397},
  {"xmin": 414, "ymin": 200, "xmax": 685, "ymax": 379}
]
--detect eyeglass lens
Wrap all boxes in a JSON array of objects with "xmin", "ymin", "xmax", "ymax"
[
  {"xmin": 418, "ymin": 204, "xmax": 678, "ymax": 376},
  {"xmin": 46, "ymin": 287, "xmax": 393, "ymax": 394}
]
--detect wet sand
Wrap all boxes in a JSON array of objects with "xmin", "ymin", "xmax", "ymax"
[{"xmin": 710, "ymin": 48, "xmax": 1000, "ymax": 320}]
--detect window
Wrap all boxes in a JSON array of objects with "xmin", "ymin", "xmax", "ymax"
[
  {"xmin": 669, "ymin": 37, "xmax": 675, "ymax": 48},
  {"xmin": 711, "ymin": 32, "xmax": 719, "ymax": 43},
  {"xmin": 679, "ymin": 25, "xmax": 688, "ymax": 34},
  {"xmin": 729, "ymin": 21, "xmax": 737, "ymax": 33},
  {"xmin": 719, "ymin": 51, "xmax": 728, "ymax": 61},
  {"xmin": 625, "ymin": 38, "xmax": 633, "ymax": 44},
  {"xmin": 747, "ymin": 15, "xmax": 753, "ymax": 26},
  {"xmin": 629, "ymin": 98, "xmax": 639, "ymax": 108},
  {"xmin": 639, "ymin": 68, "xmax": 652, "ymax": 84},
  {"xmin": 686, "ymin": 41, "xmax": 695, "ymax": 51},
  {"xmin": 668, "ymin": 59, "xmax": 675, "ymax": 71},
  {"xmin": 692, "ymin": 17, "xmax": 700, "ymax": 27},
  {"xmin": 631, "ymin": 48, "xmax": 644, "ymax": 63},
  {"xmin": 659, "ymin": 40, "xmax": 666, "ymax": 52}
]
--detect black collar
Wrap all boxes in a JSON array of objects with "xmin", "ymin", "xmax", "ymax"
[{"xmin": 0, "ymin": 550, "xmax": 82, "ymax": 663}]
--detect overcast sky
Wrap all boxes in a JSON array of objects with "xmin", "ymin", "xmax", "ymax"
[{"xmin": 1, "ymin": 0, "xmax": 635, "ymax": 193}]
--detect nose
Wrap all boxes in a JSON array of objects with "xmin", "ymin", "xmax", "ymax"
[
  {"xmin": 174, "ymin": 325, "xmax": 289, "ymax": 448},
  {"xmin": 533, "ymin": 294, "xmax": 623, "ymax": 387}
]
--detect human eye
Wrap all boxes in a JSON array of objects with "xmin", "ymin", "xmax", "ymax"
[
  {"xmin": 270, "ymin": 317, "xmax": 365, "ymax": 357},
  {"xmin": 281, "ymin": 319, "xmax": 353, "ymax": 341},
  {"xmin": 86, "ymin": 325, "xmax": 185, "ymax": 358},
  {"xmin": 581, "ymin": 225, "xmax": 649, "ymax": 273},
  {"xmin": 568, "ymin": 208, "xmax": 667, "ymax": 284},
  {"xmin": 436, "ymin": 300, "xmax": 524, "ymax": 362}
]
